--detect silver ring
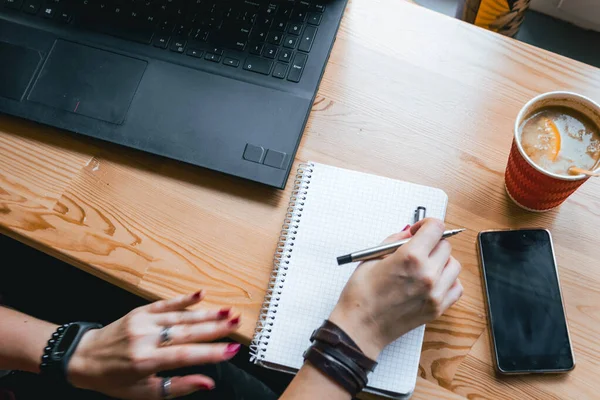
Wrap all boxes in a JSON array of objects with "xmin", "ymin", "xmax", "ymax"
[
  {"xmin": 161, "ymin": 377, "xmax": 173, "ymax": 399},
  {"xmin": 159, "ymin": 326, "xmax": 173, "ymax": 347}
]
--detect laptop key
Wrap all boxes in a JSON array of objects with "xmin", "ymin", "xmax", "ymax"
[
  {"xmin": 191, "ymin": 28, "xmax": 210, "ymax": 42},
  {"xmin": 153, "ymin": 34, "xmax": 170, "ymax": 48},
  {"xmin": 267, "ymin": 31, "xmax": 282, "ymax": 45},
  {"xmin": 204, "ymin": 53, "xmax": 221, "ymax": 62},
  {"xmin": 249, "ymin": 28, "xmax": 268, "ymax": 43},
  {"xmin": 58, "ymin": 11, "xmax": 71, "ymax": 23},
  {"xmin": 307, "ymin": 12, "xmax": 321, "ymax": 26},
  {"xmin": 262, "ymin": 43, "xmax": 278, "ymax": 59},
  {"xmin": 146, "ymin": 14, "xmax": 158, "ymax": 24},
  {"xmin": 287, "ymin": 52, "xmax": 307, "ymax": 82},
  {"xmin": 272, "ymin": 62, "xmax": 288, "ymax": 79},
  {"xmin": 22, "ymin": 0, "xmax": 40, "ymax": 14},
  {"xmin": 41, "ymin": 5, "xmax": 55, "ymax": 17},
  {"xmin": 129, "ymin": 9, "xmax": 146, "ymax": 24},
  {"xmin": 249, "ymin": 42, "xmax": 263, "ymax": 55},
  {"xmin": 311, "ymin": 3, "xmax": 325, "ymax": 12},
  {"xmin": 158, "ymin": 19, "xmax": 175, "ymax": 33},
  {"xmin": 187, "ymin": 48, "xmax": 203, "ymax": 58},
  {"xmin": 4, "ymin": 0, "xmax": 23, "ymax": 9},
  {"xmin": 243, "ymin": 56, "xmax": 272, "ymax": 75},
  {"xmin": 290, "ymin": 8, "xmax": 306, "ymax": 22},
  {"xmin": 223, "ymin": 57, "xmax": 240, "ymax": 67},
  {"xmin": 287, "ymin": 22, "xmax": 302, "ymax": 35},
  {"xmin": 283, "ymin": 35, "xmax": 298, "ymax": 49},
  {"xmin": 256, "ymin": 15, "xmax": 273, "ymax": 27},
  {"xmin": 207, "ymin": 47, "xmax": 224, "ymax": 55},
  {"xmin": 265, "ymin": 3, "xmax": 277, "ymax": 15},
  {"xmin": 298, "ymin": 25, "xmax": 316, "ymax": 52},
  {"xmin": 278, "ymin": 49, "xmax": 292, "ymax": 63},
  {"xmin": 96, "ymin": 1, "xmax": 108, "ymax": 12},
  {"xmin": 277, "ymin": 4, "xmax": 293, "ymax": 18},
  {"xmin": 232, "ymin": 40, "xmax": 247, "ymax": 51},
  {"xmin": 174, "ymin": 24, "xmax": 190, "ymax": 36},
  {"xmin": 169, "ymin": 37, "xmax": 186, "ymax": 52},
  {"xmin": 272, "ymin": 18, "xmax": 287, "ymax": 31},
  {"xmin": 207, "ymin": 16, "xmax": 222, "ymax": 29}
]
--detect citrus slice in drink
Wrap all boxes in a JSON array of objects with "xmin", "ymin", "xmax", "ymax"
[{"xmin": 543, "ymin": 117, "xmax": 561, "ymax": 161}]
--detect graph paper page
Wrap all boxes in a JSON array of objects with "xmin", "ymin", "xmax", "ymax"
[{"xmin": 260, "ymin": 162, "xmax": 448, "ymax": 395}]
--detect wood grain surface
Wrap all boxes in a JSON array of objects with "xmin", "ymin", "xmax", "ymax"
[{"xmin": 2, "ymin": 0, "xmax": 600, "ymax": 398}]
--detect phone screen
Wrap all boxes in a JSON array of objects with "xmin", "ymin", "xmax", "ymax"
[{"xmin": 478, "ymin": 229, "xmax": 574, "ymax": 373}]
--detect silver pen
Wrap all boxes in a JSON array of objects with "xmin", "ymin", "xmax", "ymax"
[{"xmin": 336, "ymin": 228, "xmax": 465, "ymax": 266}]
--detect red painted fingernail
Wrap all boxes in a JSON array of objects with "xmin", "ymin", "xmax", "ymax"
[
  {"xmin": 229, "ymin": 317, "xmax": 240, "ymax": 326},
  {"xmin": 218, "ymin": 309, "xmax": 230, "ymax": 319},
  {"xmin": 197, "ymin": 383, "xmax": 214, "ymax": 390},
  {"xmin": 402, "ymin": 224, "xmax": 411, "ymax": 232},
  {"xmin": 225, "ymin": 343, "xmax": 241, "ymax": 356},
  {"xmin": 192, "ymin": 290, "xmax": 202, "ymax": 300}
]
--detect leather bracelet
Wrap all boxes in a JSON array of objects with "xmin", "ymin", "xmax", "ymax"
[
  {"xmin": 312, "ymin": 341, "xmax": 368, "ymax": 388},
  {"xmin": 304, "ymin": 320, "xmax": 379, "ymax": 396},
  {"xmin": 318, "ymin": 320, "xmax": 361, "ymax": 350},
  {"xmin": 310, "ymin": 320, "xmax": 378, "ymax": 372},
  {"xmin": 304, "ymin": 345, "xmax": 362, "ymax": 396}
]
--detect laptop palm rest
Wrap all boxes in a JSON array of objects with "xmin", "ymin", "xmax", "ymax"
[
  {"xmin": 0, "ymin": 41, "xmax": 42, "ymax": 101},
  {"xmin": 28, "ymin": 40, "xmax": 147, "ymax": 125}
]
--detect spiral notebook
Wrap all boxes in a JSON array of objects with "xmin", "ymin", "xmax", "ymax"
[{"xmin": 250, "ymin": 162, "xmax": 448, "ymax": 399}]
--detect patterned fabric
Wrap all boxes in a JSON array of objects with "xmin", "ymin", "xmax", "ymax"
[
  {"xmin": 456, "ymin": 0, "xmax": 531, "ymax": 37},
  {"xmin": 505, "ymin": 140, "xmax": 588, "ymax": 211}
]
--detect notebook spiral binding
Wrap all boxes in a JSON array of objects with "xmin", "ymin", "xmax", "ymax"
[{"xmin": 250, "ymin": 162, "xmax": 315, "ymax": 363}]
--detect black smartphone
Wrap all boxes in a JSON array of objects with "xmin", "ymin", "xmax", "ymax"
[{"xmin": 478, "ymin": 229, "xmax": 575, "ymax": 374}]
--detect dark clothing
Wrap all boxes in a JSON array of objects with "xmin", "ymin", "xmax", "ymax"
[{"xmin": 0, "ymin": 362, "xmax": 277, "ymax": 400}]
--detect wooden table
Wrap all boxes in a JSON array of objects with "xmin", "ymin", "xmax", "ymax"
[{"xmin": 2, "ymin": 0, "xmax": 600, "ymax": 398}]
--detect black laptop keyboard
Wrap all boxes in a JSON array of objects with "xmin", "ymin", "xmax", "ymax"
[{"xmin": 2, "ymin": 0, "xmax": 326, "ymax": 83}]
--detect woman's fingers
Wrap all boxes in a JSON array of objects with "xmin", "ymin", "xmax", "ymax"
[
  {"xmin": 432, "ymin": 256, "xmax": 462, "ymax": 300},
  {"xmin": 428, "ymin": 239, "xmax": 452, "ymax": 274},
  {"xmin": 146, "ymin": 375, "xmax": 215, "ymax": 400},
  {"xmin": 154, "ymin": 307, "xmax": 232, "ymax": 326},
  {"xmin": 148, "ymin": 343, "xmax": 242, "ymax": 373},
  {"xmin": 359, "ymin": 227, "xmax": 412, "ymax": 265},
  {"xmin": 147, "ymin": 291, "xmax": 204, "ymax": 314},
  {"xmin": 160, "ymin": 318, "xmax": 241, "ymax": 345},
  {"xmin": 440, "ymin": 279, "xmax": 464, "ymax": 311},
  {"xmin": 403, "ymin": 219, "xmax": 445, "ymax": 257},
  {"xmin": 380, "ymin": 225, "xmax": 412, "ymax": 245}
]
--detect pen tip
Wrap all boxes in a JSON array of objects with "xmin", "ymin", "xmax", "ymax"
[{"xmin": 337, "ymin": 254, "xmax": 353, "ymax": 265}]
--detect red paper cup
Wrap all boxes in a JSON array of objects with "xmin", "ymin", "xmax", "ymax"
[{"xmin": 505, "ymin": 91, "xmax": 600, "ymax": 212}]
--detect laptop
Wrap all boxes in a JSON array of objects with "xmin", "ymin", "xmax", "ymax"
[{"xmin": 0, "ymin": 0, "xmax": 347, "ymax": 188}]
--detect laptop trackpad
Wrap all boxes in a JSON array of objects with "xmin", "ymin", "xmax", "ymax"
[
  {"xmin": 28, "ymin": 40, "xmax": 146, "ymax": 124},
  {"xmin": 0, "ymin": 42, "xmax": 42, "ymax": 101}
]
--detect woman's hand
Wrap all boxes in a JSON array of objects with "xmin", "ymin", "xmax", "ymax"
[
  {"xmin": 68, "ymin": 291, "xmax": 241, "ymax": 399},
  {"xmin": 329, "ymin": 218, "xmax": 463, "ymax": 359}
]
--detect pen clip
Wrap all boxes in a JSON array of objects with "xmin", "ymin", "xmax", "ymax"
[{"xmin": 414, "ymin": 206, "xmax": 427, "ymax": 223}]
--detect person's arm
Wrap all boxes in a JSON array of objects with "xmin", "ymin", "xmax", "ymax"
[
  {"xmin": 280, "ymin": 362, "xmax": 352, "ymax": 400},
  {"xmin": 0, "ymin": 307, "xmax": 58, "ymax": 373},
  {"xmin": 281, "ymin": 219, "xmax": 463, "ymax": 399}
]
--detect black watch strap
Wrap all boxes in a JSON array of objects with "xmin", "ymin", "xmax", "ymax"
[{"xmin": 40, "ymin": 322, "xmax": 102, "ymax": 384}]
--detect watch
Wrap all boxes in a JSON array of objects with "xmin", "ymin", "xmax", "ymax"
[{"xmin": 39, "ymin": 322, "xmax": 102, "ymax": 384}]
